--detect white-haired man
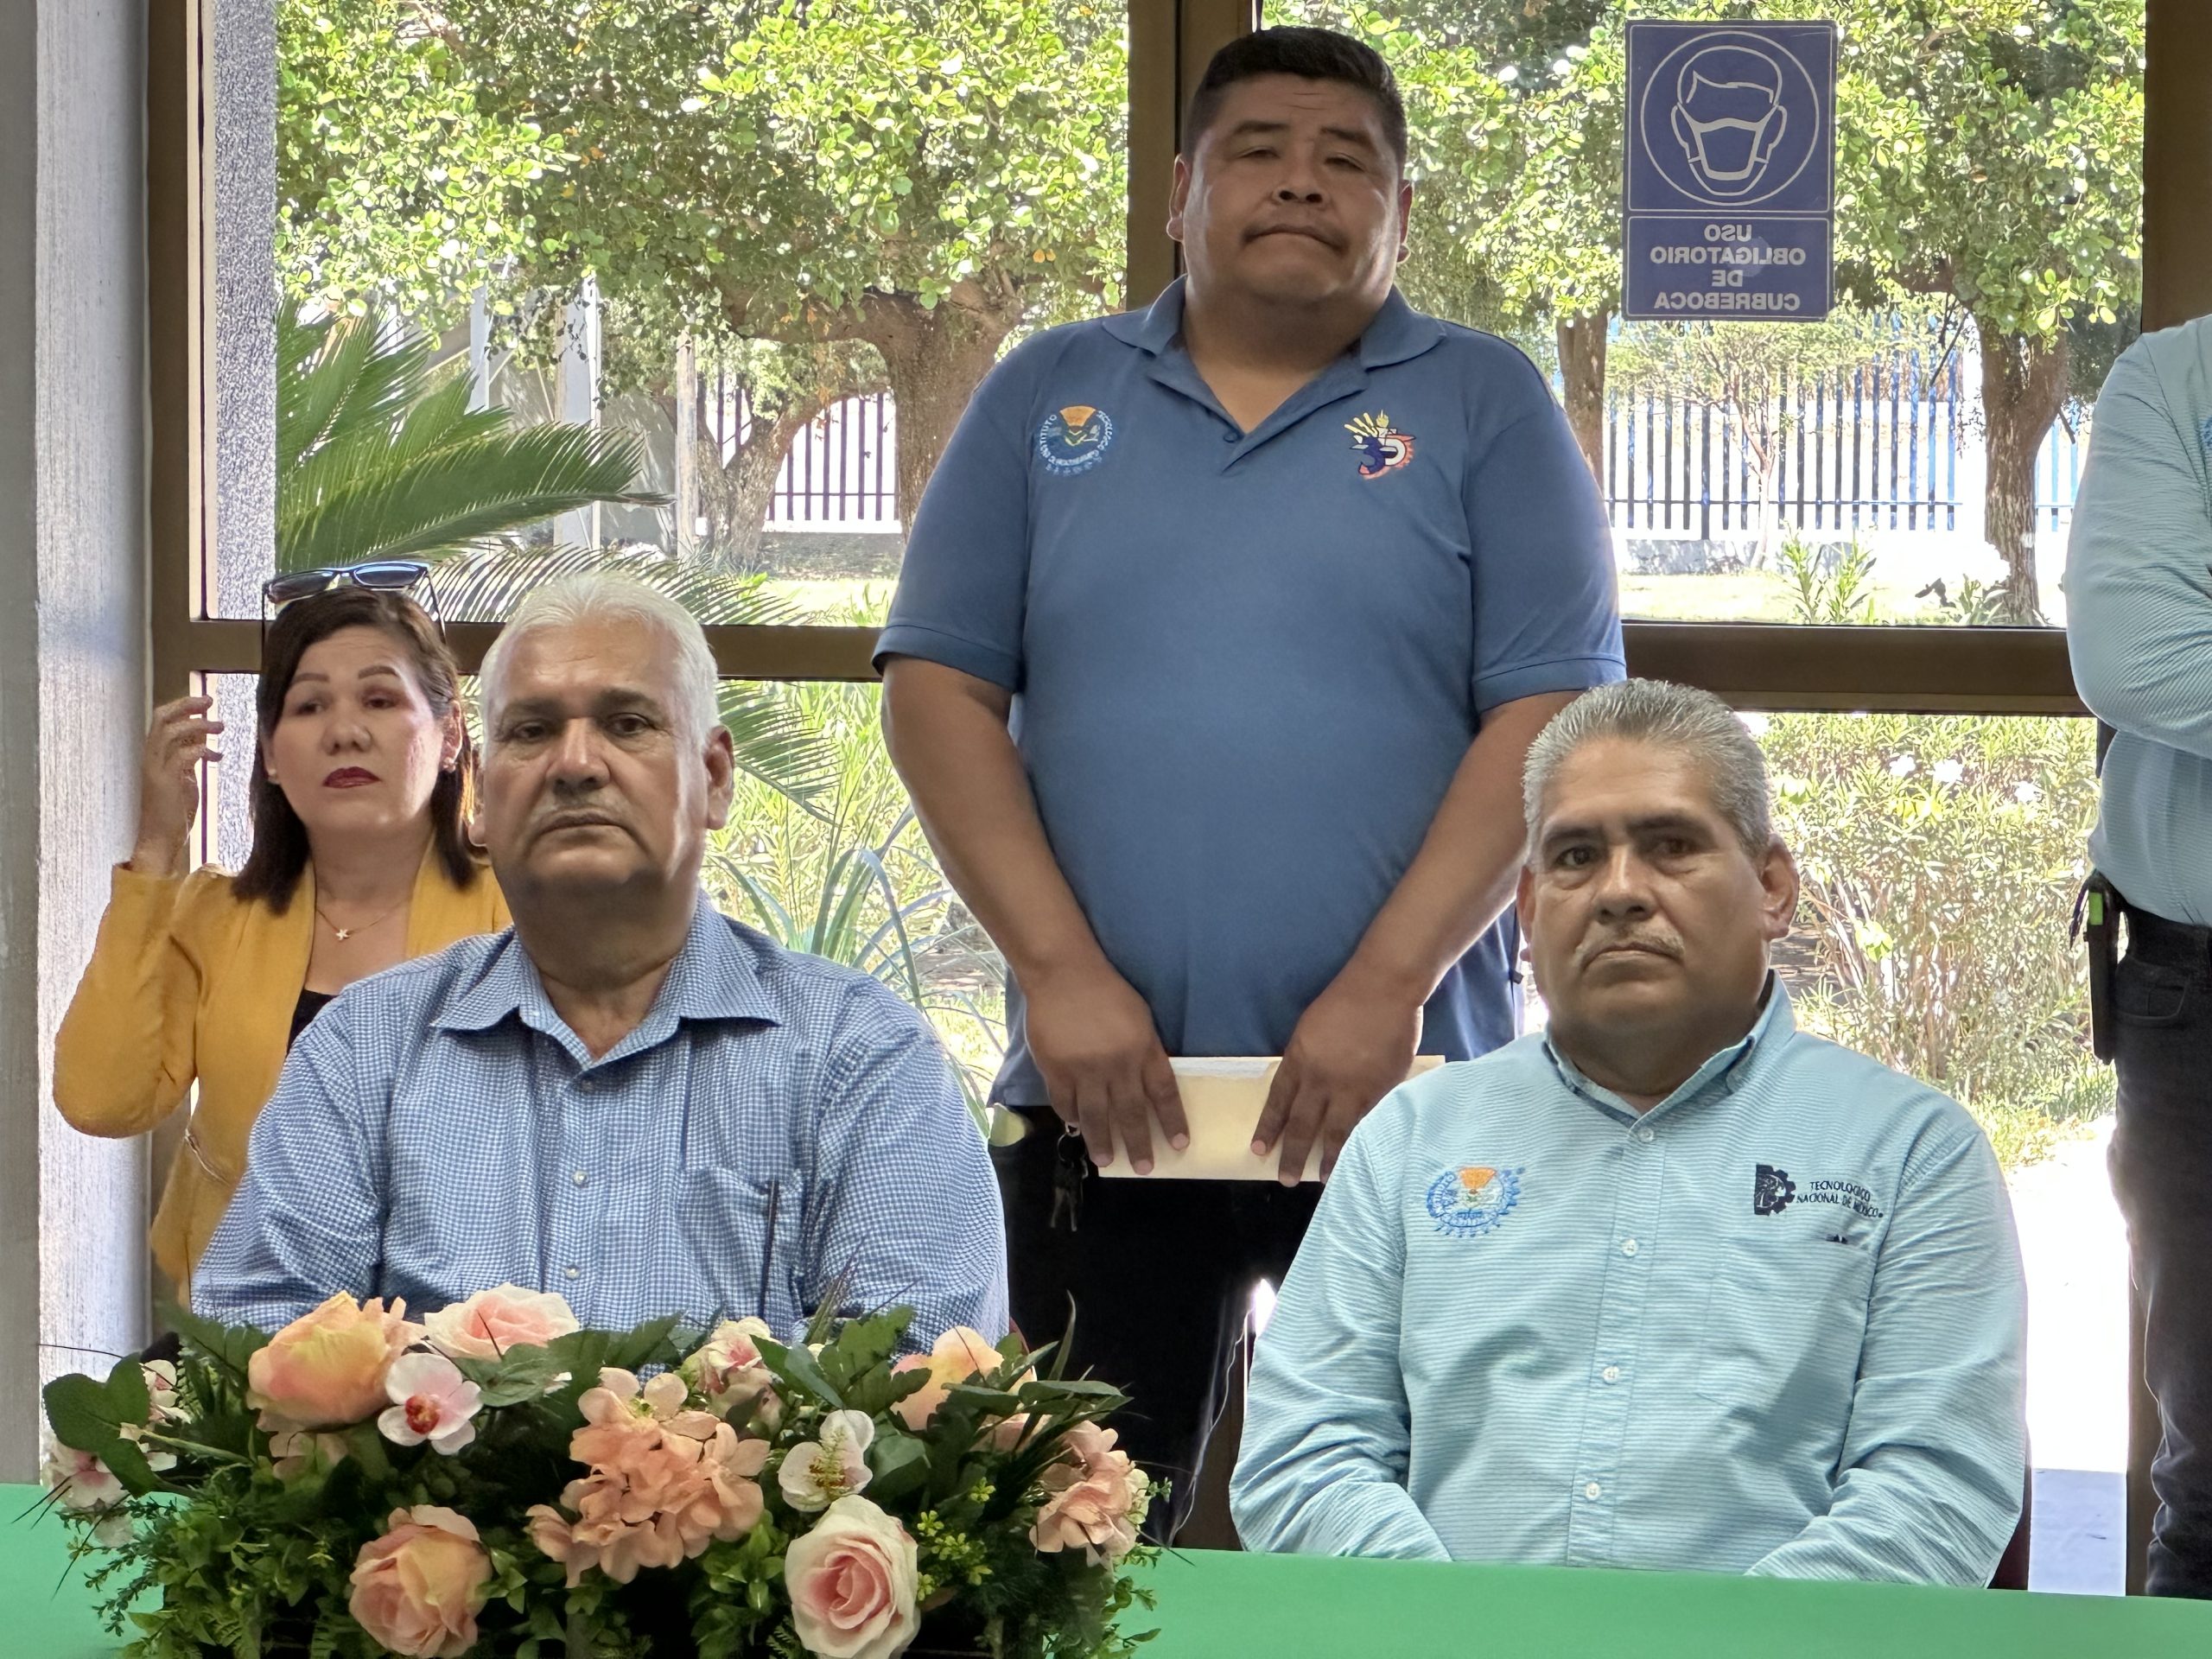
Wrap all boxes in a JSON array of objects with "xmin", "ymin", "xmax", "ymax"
[
  {"xmin": 1231, "ymin": 680, "xmax": 2027, "ymax": 1584},
  {"xmin": 196, "ymin": 574, "xmax": 1007, "ymax": 1348}
]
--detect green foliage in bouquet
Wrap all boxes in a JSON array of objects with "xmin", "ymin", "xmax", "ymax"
[{"xmin": 35, "ymin": 1290, "xmax": 1157, "ymax": 1659}]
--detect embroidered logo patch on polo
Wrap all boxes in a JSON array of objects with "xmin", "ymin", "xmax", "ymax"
[
  {"xmin": 1751, "ymin": 1162, "xmax": 1885, "ymax": 1221},
  {"xmin": 1037, "ymin": 404, "xmax": 1116, "ymax": 475},
  {"xmin": 1345, "ymin": 410, "xmax": 1415, "ymax": 478},
  {"xmin": 1425, "ymin": 1163, "xmax": 1522, "ymax": 1239}
]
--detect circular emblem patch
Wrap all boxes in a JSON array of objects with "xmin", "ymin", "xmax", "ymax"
[
  {"xmin": 1425, "ymin": 1164, "xmax": 1522, "ymax": 1239},
  {"xmin": 1036, "ymin": 404, "xmax": 1116, "ymax": 475}
]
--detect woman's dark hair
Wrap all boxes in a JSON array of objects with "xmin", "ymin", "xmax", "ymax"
[
  {"xmin": 1185, "ymin": 26, "xmax": 1408, "ymax": 168},
  {"xmin": 232, "ymin": 587, "xmax": 481, "ymax": 909}
]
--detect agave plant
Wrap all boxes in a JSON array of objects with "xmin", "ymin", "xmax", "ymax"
[{"xmin": 276, "ymin": 305, "xmax": 663, "ymax": 572}]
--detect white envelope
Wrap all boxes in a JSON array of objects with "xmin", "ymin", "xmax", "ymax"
[{"xmin": 1091, "ymin": 1055, "xmax": 1446, "ymax": 1181}]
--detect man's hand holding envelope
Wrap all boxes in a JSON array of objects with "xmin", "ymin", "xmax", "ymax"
[
  {"xmin": 1019, "ymin": 954, "xmax": 1438, "ymax": 1182},
  {"xmin": 1087, "ymin": 1053, "xmax": 1445, "ymax": 1183}
]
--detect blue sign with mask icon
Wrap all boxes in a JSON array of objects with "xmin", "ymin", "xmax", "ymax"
[{"xmin": 1623, "ymin": 19, "xmax": 1836, "ymax": 321}]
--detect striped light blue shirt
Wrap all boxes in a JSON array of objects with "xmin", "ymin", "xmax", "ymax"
[
  {"xmin": 194, "ymin": 899, "xmax": 1007, "ymax": 1351},
  {"xmin": 2068, "ymin": 317, "xmax": 2212, "ymax": 925},
  {"xmin": 1231, "ymin": 983, "xmax": 2026, "ymax": 1584}
]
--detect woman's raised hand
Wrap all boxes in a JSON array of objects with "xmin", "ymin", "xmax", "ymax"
[{"xmin": 130, "ymin": 696, "xmax": 224, "ymax": 877}]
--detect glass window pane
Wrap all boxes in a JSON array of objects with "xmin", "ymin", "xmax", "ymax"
[
  {"xmin": 243, "ymin": 0, "xmax": 1132, "ymax": 624},
  {"xmin": 1267, "ymin": 2, "xmax": 2145, "ymax": 630}
]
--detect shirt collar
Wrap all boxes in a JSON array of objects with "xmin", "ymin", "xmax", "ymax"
[
  {"xmin": 433, "ymin": 894, "xmax": 784, "ymax": 1039},
  {"xmin": 1543, "ymin": 975, "xmax": 1796, "ymax": 1123},
  {"xmin": 1099, "ymin": 277, "xmax": 1444, "ymax": 370}
]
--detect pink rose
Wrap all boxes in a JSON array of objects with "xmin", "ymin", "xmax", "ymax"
[
  {"xmin": 889, "ymin": 1326, "xmax": 1002, "ymax": 1432},
  {"xmin": 347, "ymin": 1506, "xmax": 492, "ymax": 1658},
  {"xmin": 423, "ymin": 1283, "xmax": 580, "ymax": 1362},
  {"xmin": 248, "ymin": 1293, "xmax": 420, "ymax": 1433},
  {"xmin": 683, "ymin": 1316, "xmax": 777, "ymax": 1414},
  {"xmin": 785, "ymin": 1495, "xmax": 918, "ymax": 1659}
]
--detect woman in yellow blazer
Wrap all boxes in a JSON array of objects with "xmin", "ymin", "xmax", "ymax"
[{"xmin": 55, "ymin": 574, "xmax": 509, "ymax": 1287}]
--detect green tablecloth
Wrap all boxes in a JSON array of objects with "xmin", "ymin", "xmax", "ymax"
[{"xmin": 11, "ymin": 1484, "xmax": 2212, "ymax": 1657}]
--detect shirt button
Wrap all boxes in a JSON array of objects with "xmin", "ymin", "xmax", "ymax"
[
  {"xmin": 564, "ymin": 1266, "xmax": 580, "ymax": 1281},
  {"xmin": 572, "ymin": 1169, "xmax": 588, "ymax": 1187},
  {"xmin": 1584, "ymin": 1481, "xmax": 1604, "ymax": 1500},
  {"xmin": 576, "ymin": 1076, "xmax": 594, "ymax": 1093},
  {"xmin": 1621, "ymin": 1238, "xmax": 1640, "ymax": 1257},
  {"xmin": 1602, "ymin": 1364, "xmax": 1623, "ymax": 1384},
  {"xmin": 1222, "ymin": 429, "xmax": 1238, "ymax": 443},
  {"xmin": 1635, "ymin": 1126, "xmax": 1655, "ymax": 1143}
]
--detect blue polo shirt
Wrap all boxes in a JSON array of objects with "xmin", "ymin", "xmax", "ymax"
[{"xmin": 878, "ymin": 279, "xmax": 1623, "ymax": 1105}]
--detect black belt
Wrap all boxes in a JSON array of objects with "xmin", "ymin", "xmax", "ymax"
[{"xmin": 2115, "ymin": 893, "xmax": 2212, "ymax": 966}]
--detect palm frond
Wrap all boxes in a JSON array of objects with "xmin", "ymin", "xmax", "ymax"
[
  {"xmin": 277, "ymin": 311, "xmax": 438, "ymax": 476},
  {"xmin": 278, "ymin": 423, "xmax": 662, "ymax": 570},
  {"xmin": 275, "ymin": 302, "xmax": 664, "ymax": 572}
]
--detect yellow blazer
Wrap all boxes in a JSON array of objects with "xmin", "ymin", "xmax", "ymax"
[{"xmin": 54, "ymin": 846, "xmax": 510, "ymax": 1287}]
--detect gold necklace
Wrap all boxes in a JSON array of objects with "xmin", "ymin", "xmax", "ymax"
[{"xmin": 315, "ymin": 895, "xmax": 409, "ymax": 943}]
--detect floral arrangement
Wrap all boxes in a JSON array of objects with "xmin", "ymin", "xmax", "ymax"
[{"xmin": 35, "ymin": 1288, "xmax": 1157, "ymax": 1658}]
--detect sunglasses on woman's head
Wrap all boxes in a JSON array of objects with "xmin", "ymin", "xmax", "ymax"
[{"xmin": 262, "ymin": 560, "xmax": 434, "ymax": 610}]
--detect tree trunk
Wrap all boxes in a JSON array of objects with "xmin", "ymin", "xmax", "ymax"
[
  {"xmin": 859, "ymin": 299, "xmax": 1020, "ymax": 526},
  {"xmin": 1974, "ymin": 322, "xmax": 2070, "ymax": 623},
  {"xmin": 696, "ymin": 396, "xmax": 824, "ymax": 575},
  {"xmin": 1555, "ymin": 309, "xmax": 1610, "ymax": 491}
]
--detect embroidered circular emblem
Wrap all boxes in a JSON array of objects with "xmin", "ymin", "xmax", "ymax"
[
  {"xmin": 1425, "ymin": 1164, "xmax": 1522, "ymax": 1239},
  {"xmin": 1344, "ymin": 410, "xmax": 1416, "ymax": 478},
  {"xmin": 1037, "ymin": 404, "xmax": 1116, "ymax": 475}
]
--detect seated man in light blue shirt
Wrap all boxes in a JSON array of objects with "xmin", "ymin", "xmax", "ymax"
[
  {"xmin": 1232, "ymin": 680, "xmax": 2026, "ymax": 1583},
  {"xmin": 195, "ymin": 573, "xmax": 1007, "ymax": 1350}
]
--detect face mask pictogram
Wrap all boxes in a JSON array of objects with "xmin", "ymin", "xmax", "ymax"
[{"xmin": 1668, "ymin": 49, "xmax": 1789, "ymax": 197}]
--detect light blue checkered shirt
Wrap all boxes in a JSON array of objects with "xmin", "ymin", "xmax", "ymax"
[
  {"xmin": 1231, "ymin": 983, "xmax": 2026, "ymax": 1584},
  {"xmin": 2068, "ymin": 316, "xmax": 2212, "ymax": 925},
  {"xmin": 194, "ymin": 899, "xmax": 1007, "ymax": 1351}
]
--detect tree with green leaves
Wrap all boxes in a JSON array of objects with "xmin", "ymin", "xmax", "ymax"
[
  {"xmin": 1838, "ymin": 0, "xmax": 2143, "ymax": 619},
  {"xmin": 278, "ymin": 0, "xmax": 566, "ymax": 324},
  {"xmin": 421, "ymin": 0, "xmax": 1128, "ymax": 524}
]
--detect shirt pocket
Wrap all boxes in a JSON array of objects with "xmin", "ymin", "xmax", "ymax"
[
  {"xmin": 1694, "ymin": 1230, "xmax": 1877, "ymax": 1425},
  {"xmin": 677, "ymin": 1166, "xmax": 806, "ymax": 1328}
]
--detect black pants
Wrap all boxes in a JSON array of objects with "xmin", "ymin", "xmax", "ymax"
[
  {"xmin": 991, "ymin": 1109, "xmax": 1320, "ymax": 1542},
  {"xmin": 2108, "ymin": 902, "xmax": 2212, "ymax": 1598}
]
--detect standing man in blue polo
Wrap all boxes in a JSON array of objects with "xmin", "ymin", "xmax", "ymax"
[{"xmin": 876, "ymin": 26, "xmax": 1622, "ymax": 1535}]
